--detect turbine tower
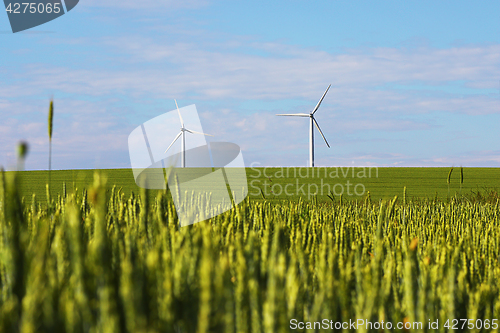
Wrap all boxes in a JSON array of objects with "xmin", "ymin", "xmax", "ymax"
[
  {"xmin": 165, "ymin": 100, "xmax": 213, "ymax": 168},
  {"xmin": 277, "ymin": 85, "xmax": 331, "ymax": 167}
]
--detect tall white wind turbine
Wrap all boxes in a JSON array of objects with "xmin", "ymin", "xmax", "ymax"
[
  {"xmin": 277, "ymin": 85, "xmax": 331, "ymax": 167},
  {"xmin": 165, "ymin": 100, "xmax": 213, "ymax": 168}
]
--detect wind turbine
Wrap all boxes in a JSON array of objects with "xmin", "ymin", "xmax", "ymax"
[
  {"xmin": 277, "ymin": 84, "xmax": 331, "ymax": 167},
  {"xmin": 165, "ymin": 100, "xmax": 213, "ymax": 168}
]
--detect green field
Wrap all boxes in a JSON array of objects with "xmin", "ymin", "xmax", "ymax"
[
  {"xmin": 1, "ymin": 169, "xmax": 500, "ymax": 332},
  {"xmin": 13, "ymin": 167, "xmax": 500, "ymax": 204}
]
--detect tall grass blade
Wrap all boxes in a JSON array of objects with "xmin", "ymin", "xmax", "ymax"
[{"xmin": 48, "ymin": 100, "xmax": 54, "ymax": 200}]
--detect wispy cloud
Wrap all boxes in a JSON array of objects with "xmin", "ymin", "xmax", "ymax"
[
  {"xmin": 4, "ymin": 38, "xmax": 499, "ymax": 111},
  {"xmin": 1, "ymin": 29, "xmax": 499, "ymax": 168},
  {"xmin": 82, "ymin": 0, "xmax": 209, "ymax": 10}
]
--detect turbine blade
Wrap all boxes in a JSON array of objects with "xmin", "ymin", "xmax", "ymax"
[
  {"xmin": 185, "ymin": 129, "xmax": 214, "ymax": 136},
  {"xmin": 312, "ymin": 84, "xmax": 331, "ymax": 114},
  {"xmin": 175, "ymin": 99, "xmax": 184, "ymax": 127},
  {"xmin": 164, "ymin": 132, "xmax": 182, "ymax": 153},
  {"xmin": 276, "ymin": 113, "xmax": 310, "ymax": 117},
  {"xmin": 313, "ymin": 117, "xmax": 330, "ymax": 148}
]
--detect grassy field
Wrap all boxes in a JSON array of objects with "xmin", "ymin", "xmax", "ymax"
[
  {"xmin": 12, "ymin": 167, "xmax": 500, "ymax": 205},
  {"xmin": 1, "ymin": 169, "xmax": 500, "ymax": 332}
]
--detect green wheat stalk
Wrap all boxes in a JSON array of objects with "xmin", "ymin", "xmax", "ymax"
[
  {"xmin": 0, "ymin": 167, "xmax": 5, "ymax": 223},
  {"xmin": 447, "ymin": 167, "xmax": 453, "ymax": 198},
  {"xmin": 460, "ymin": 166, "xmax": 464, "ymax": 194},
  {"xmin": 403, "ymin": 186, "xmax": 407, "ymax": 206},
  {"xmin": 48, "ymin": 100, "xmax": 54, "ymax": 198}
]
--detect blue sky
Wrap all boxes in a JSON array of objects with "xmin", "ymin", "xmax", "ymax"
[{"xmin": 1, "ymin": 0, "xmax": 499, "ymax": 170}]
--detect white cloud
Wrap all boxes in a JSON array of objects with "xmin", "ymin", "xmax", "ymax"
[
  {"xmin": 6, "ymin": 37, "xmax": 499, "ymax": 112},
  {"xmin": 1, "ymin": 32, "xmax": 499, "ymax": 168},
  {"xmin": 427, "ymin": 151, "xmax": 500, "ymax": 166}
]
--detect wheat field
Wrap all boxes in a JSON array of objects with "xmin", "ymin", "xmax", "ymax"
[{"xmin": 1, "ymin": 170, "xmax": 500, "ymax": 332}]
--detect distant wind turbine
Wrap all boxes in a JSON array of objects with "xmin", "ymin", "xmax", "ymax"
[
  {"xmin": 277, "ymin": 84, "xmax": 331, "ymax": 167},
  {"xmin": 165, "ymin": 100, "xmax": 213, "ymax": 168}
]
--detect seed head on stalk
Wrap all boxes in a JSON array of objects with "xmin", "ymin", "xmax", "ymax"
[
  {"xmin": 48, "ymin": 100, "xmax": 54, "ymax": 141},
  {"xmin": 48, "ymin": 100, "xmax": 54, "ymax": 200},
  {"xmin": 17, "ymin": 141, "xmax": 29, "ymax": 171},
  {"xmin": 17, "ymin": 141, "xmax": 28, "ymax": 161}
]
